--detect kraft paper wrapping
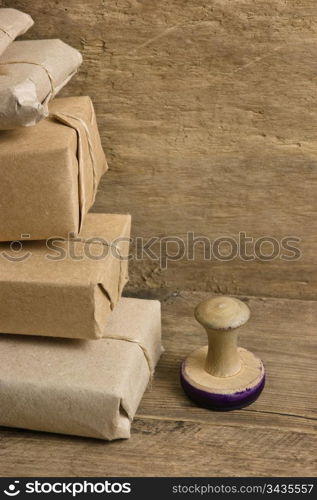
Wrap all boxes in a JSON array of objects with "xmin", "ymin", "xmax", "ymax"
[
  {"xmin": 0, "ymin": 298, "xmax": 163, "ymax": 440},
  {"xmin": 0, "ymin": 213, "xmax": 131, "ymax": 339},
  {"xmin": 0, "ymin": 9, "xmax": 33, "ymax": 57},
  {"xmin": 0, "ymin": 39, "xmax": 82, "ymax": 129},
  {"xmin": 0, "ymin": 96, "xmax": 108, "ymax": 241}
]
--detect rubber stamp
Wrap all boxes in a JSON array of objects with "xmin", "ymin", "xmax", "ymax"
[{"xmin": 180, "ymin": 296, "xmax": 265, "ymax": 410}]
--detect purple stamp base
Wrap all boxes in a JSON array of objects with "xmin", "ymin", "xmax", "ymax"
[{"xmin": 180, "ymin": 363, "xmax": 265, "ymax": 411}]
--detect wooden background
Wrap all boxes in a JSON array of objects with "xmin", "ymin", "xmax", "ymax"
[
  {"xmin": 0, "ymin": 1, "xmax": 317, "ymax": 478},
  {"xmin": 1, "ymin": 0, "xmax": 317, "ymax": 300}
]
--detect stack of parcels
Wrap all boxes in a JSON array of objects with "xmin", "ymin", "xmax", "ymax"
[{"xmin": 0, "ymin": 8, "xmax": 162, "ymax": 440}]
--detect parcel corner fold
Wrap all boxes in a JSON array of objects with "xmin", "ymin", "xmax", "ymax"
[
  {"xmin": 0, "ymin": 38, "xmax": 82, "ymax": 129},
  {"xmin": 0, "ymin": 213, "xmax": 131, "ymax": 340},
  {"xmin": 0, "ymin": 95, "xmax": 108, "ymax": 242},
  {"xmin": 0, "ymin": 8, "xmax": 34, "ymax": 57},
  {"xmin": 0, "ymin": 297, "xmax": 163, "ymax": 440}
]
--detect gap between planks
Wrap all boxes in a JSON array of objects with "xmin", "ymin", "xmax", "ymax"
[{"xmin": 135, "ymin": 411, "xmax": 317, "ymax": 436}]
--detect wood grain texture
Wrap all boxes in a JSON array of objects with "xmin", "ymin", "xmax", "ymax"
[
  {"xmin": 0, "ymin": 291, "xmax": 316, "ymax": 477},
  {"xmin": 1, "ymin": 0, "xmax": 317, "ymax": 299}
]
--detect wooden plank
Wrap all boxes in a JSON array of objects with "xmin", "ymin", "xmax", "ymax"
[
  {"xmin": 2, "ymin": 0, "xmax": 317, "ymax": 298},
  {"xmin": 0, "ymin": 418, "xmax": 315, "ymax": 477},
  {"xmin": 0, "ymin": 292, "xmax": 316, "ymax": 477}
]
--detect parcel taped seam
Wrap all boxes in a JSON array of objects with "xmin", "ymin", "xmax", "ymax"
[
  {"xmin": 76, "ymin": 236, "xmax": 125, "ymax": 310},
  {"xmin": 102, "ymin": 336, "xmax": 154, "ymax": 378},
  {"xmin": 0, "ymin": 60, "xmax": 56, "ymax": 96},
  {"xmin": 0, "ymin": 27, "xmax": 14, "ymax": 39},
  {"xmin": 49, "ymin": 112, "xmax": 98, "ymax": 234}
]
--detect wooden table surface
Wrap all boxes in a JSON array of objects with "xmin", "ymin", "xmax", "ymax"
[{"xmin": 0, "ymin": 291, "xmax": 316, "ymax": 477}]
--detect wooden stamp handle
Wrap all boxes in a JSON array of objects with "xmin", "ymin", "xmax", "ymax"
[{"xmin": 194, "ymin": 296, "xmax": 250, "ymax": 378}]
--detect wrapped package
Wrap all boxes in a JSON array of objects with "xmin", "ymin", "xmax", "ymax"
[
  {"xmin": 0, "ymin": 39, "xmax": 82, "ymax": 129},
  {"xmin": 0, "ymin": 96, "xmax": 108, "ymax": 241},
  {"xmin": 0, "ymin": 213, "xmax": 131, "ymax": 339},
  {"xmin": 0, "ymin": 8, "xmax": 33, "ymax": 56},
  {"xmin": 0, "ymin": 297, "xmax": 162, "ymax": 440}
]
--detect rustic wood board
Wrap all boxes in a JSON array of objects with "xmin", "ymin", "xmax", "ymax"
[
  {"xmin": 0, "ymin": 292, "xmax": 316, "ymax": 477},
  {"xmin": 1, "ymin": 0, "xmax": 317, "ymax": 299}
]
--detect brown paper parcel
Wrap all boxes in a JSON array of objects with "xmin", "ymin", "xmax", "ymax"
[
  {"xmin": 0, "ymin": 8, "xmax": 33, "ymax": 57},
  {"xmin": 0, "ymin": 96, "xmax": 108, "ymax": 241},
  {"xmin": 0, "ymin": 39, "xmax": 82, "ymax": 129},
  {"xmin": 0, "ymin": 297, "xmax": 162, "ymax": 440},
  {"xmin": 0, "ymin": 213, "xmax": 131, "ymax": 339}
]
